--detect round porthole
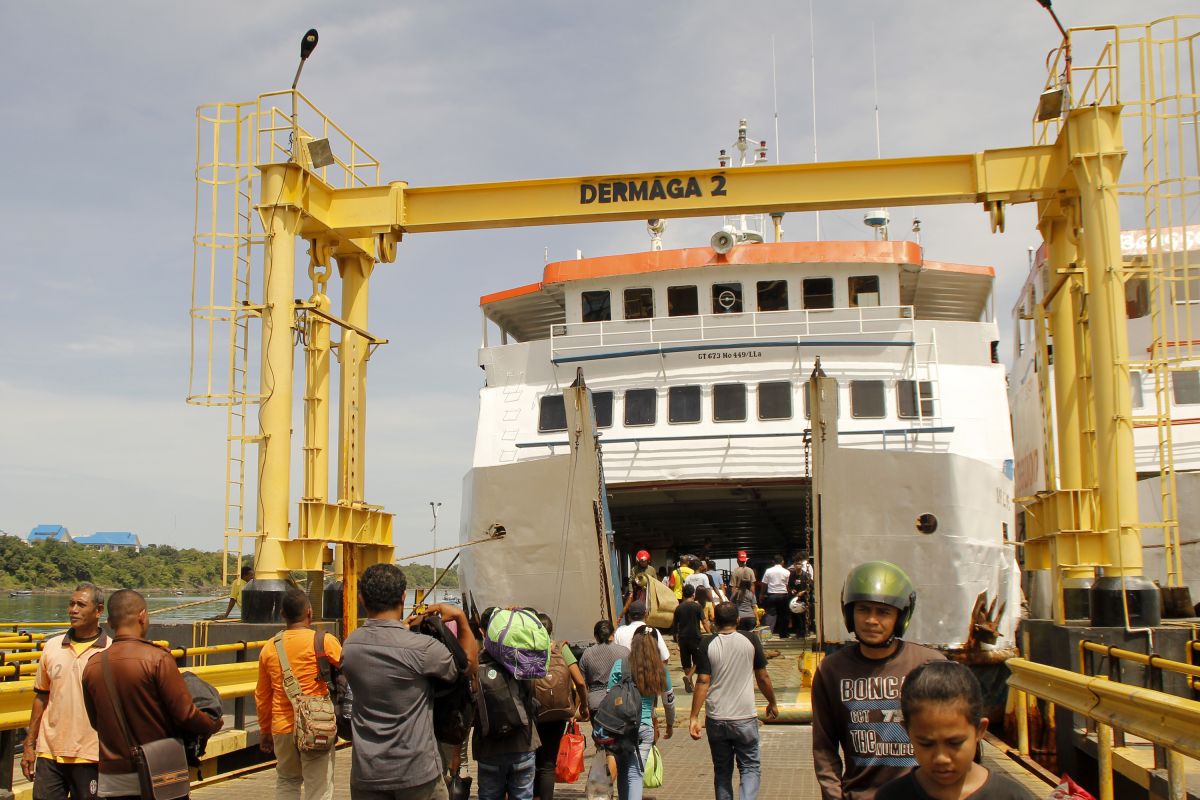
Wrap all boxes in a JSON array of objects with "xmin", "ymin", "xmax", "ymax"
[{"xmin": 916, "ymin": 513, "xmax": 938, "ymax": 534}]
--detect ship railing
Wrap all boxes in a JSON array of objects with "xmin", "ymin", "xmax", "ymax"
[
  {"xmin": 1008, "ymin": 656, "xmax": 1200, "ymax": 800},
  {"xmin": 516, "ymin": 426, "xmax": 954, "ymax": 452},
  {"xmin": 549, "ymin": 305, "xmax": 916, "ymax": 357}
]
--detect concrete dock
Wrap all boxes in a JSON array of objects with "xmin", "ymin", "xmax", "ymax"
[{"xmin": 191, "ymin": 636, "xmax": 1055, "ymax": 800}]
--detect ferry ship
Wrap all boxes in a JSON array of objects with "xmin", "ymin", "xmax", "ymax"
[{"xmin": 459, "ymin": 200, "xmax": 1020, "ymax": 649}]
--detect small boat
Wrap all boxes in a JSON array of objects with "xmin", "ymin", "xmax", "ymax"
[
  {"xmin": 9, "ymin": 590, "xmax": 32, "ymax": 598},
  {"xmin": 174, "ymin": 590, "xmax": 185, "ymax": 596}
]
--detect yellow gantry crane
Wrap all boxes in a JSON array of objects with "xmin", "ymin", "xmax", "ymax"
[{"xmin": 191, "ymin": 18, "xmax": 1200, "ymax": 633}]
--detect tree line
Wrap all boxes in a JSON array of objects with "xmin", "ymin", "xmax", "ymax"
[{"xmin": 0, "ymin": 537, "xmax": 457, "ymax": 591}]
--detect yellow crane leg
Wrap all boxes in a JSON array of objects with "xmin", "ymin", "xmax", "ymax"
[
  {"xmin": 336, "ymin": 252, "xmax": 375, "ymax": 636},
  {"xmin": 1066, "ymin": 106, "xmax": 1159, "ymax": 626},
  {"xmin": 1042, "ymin": 210, "xmax": 1097, "ymax": 621},
  {"xmin": 244, "ymin": 169, "xmax": 303, "ymax": 620}
]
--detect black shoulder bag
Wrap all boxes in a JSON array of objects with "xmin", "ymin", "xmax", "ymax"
[{"xmin": 101, "ymin": 651, "xmax": 192, "ymax": 800}]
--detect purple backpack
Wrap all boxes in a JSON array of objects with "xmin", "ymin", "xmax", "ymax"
[{"xmin": 484, "ymin": 609, "xmax": 551, "ymax": 679}]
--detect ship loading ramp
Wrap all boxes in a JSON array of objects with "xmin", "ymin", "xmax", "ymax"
[{"xmin": 608, "ymin": 479, "xmax": 810, "ymax": 568}]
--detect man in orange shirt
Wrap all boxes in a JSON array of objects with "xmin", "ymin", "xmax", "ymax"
[
  {"xmin": 255, "ymin": 588, "xmax": 342, "ymax": 800},
  {"xmin": 22, "ymin": 584, "xmax": 110, "ymax": 800}
]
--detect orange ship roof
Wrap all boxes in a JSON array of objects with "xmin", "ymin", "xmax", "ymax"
[{"xmin": 480, "ymin": 240, "xmax": 995, "ymax": 340}]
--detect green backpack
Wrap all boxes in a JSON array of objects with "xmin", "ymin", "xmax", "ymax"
[{"xmin": 484, "ymin": 609, "xmax": 552, "ymax": 679}]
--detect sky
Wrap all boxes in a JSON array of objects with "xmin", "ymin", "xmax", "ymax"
[{"xmin": 2, "ymin": 2, "xmax": 1195, "ymax": 564}]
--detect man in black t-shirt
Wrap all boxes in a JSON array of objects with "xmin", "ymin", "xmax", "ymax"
[{"xmin": 673, "ymin": 584, "xmax": 704, "ymax": 693}]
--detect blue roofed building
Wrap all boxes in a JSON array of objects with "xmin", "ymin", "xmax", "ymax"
[
  {"xmin": 75, "ymin": 532, "xmax": 141, "ymax": 552},
  {"xmin": 27, "ymin": 524, "xmax": 72, "ymax": 544}
]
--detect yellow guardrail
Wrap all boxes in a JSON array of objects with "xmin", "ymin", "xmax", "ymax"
[
  {"xmin": 0, "ymin": 640, "xmax": 215, "ymax": 679},
  {"xmin": 1008, "ymin": 657, "xmax": 1200, "ymax": 800},
  {"xmin": 0, "ymin": 641, "xmax": 267, "ymax": 730}
]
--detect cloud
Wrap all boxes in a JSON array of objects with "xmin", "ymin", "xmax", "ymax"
[{"xmin": 3, "ymin": 0, "xmax": 1196, "ymax": 565}]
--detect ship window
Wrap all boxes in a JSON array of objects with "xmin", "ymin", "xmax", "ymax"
[
  {"xmin": 850, "ymin": 380, "xmax": 886, "ymax": 418},
  {"xmin": 538, "ymin": 395, "xmax": 567, "ymax": 432},
  {"xmin": 712, "ymin": 282, "xmax": 743, "ymax": 314},
  {"xmin": 625, "ymin": 388, "xmax": 657, "ymax": 426},
  {"xmin": 803, "ymin": 381, "xmax": 839, "ymax": 419},
  {"xmin": 849, "ymin": 275, "xmax": 881, "ymax": 308},
  {"xmin": 897, "ymin": 380, "xmax": 935, "ymax": 418},
  {"xmin": 592, "ymin": 391, "xmax": 613, "ymax": 428},
  {"xmin": 582, "ymin": 290, "xmax": 611, "ymax": 322},
  {"xmin": 714, "ymin": 383, "xmax": 747, "ymax": 422},
  {"xmin": 669, "ymin": 385, "xmax": 702, "ymax": 423},
  {"xmin": 1129, "ymin": 372, "xmax": 1144, "ymax": 410},
  {"xmin": 803, "ymin": 278, "xmax": 835, "ymax": 309},
  {"xmin": 1173, "ymin": 370, "xmax": 1200, "ymax": 405},
  {"xmin": 624, "ymin": 287, "xmax": 654, "ymax": 320},
  {"xmin": 757, "ymin": 280, "xmax": 789, "ymax": 312},
  {"xmin": 801, "ymin": 381, "xmax": 840, "ymax": 419},
  {"xmin": 668, "ymin": 285, "xmax": 699, "ymax": 317},
  {"xmin": 758, "ymin": 381, "xmax": 792, "ymax": 420}
]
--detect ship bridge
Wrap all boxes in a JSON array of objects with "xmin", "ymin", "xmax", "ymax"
[{"xmin": 479, "ymin": 240, "xmax": 995, "ymax": 345}]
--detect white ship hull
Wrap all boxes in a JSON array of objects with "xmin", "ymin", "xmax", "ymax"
[{"xmin": 462, "ymin": 240, "xmax": 1019, "ymax": 648}]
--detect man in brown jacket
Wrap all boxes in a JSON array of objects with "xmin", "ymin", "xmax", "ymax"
[{"xmin": 82, "ymin": 589, "xmax": 223, "ymax": 799}]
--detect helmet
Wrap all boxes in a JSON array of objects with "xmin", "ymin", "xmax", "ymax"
[
  {"xmin": 789, "ymin": 595, "xmax": 807, "ymax": 615},
  {"xmin": 841, "ymin": 561, "xmax": 917, "ymax": 638},
  {"xmin": 636, "ymin": 549, "xmax": 651, "ymax": 562}
]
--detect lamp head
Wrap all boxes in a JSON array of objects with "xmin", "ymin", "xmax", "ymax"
[{"xmin": 300, "ymin": 29, "xmax": 319, "ymax": 60}]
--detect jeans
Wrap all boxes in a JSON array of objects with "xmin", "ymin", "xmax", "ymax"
[
  {"xmin": 477, "ymin": 751, "xmax": 536, "ymax": 800},
  {"xmin": 614, "ymin": 724, "xmax": 654, "ymax": 800},
  {"xmin": 706, "ymin": 718, "xmax": 761, "ymax": 800}
]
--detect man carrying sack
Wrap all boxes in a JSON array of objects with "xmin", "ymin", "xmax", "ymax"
[
  {"xmin": 255, "ymin": 588, "xmax": 343, "ymax": 800},
  {"xmin": 82, "ymin": 590, "xmax": 222, "ymax": 800}
]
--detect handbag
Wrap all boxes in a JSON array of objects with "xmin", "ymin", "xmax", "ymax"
[
  {"xmin": 642, "ymin": 744, "xmax": 663, "ymax": 789},
  {"xmin": 274, "ymin": 632, "xmax": 338, "ymax": 752},
  {"xmin": 100, "ymin": 652, "xmax": 191, "ymax": 800},
  {"xmin": 554, "ymin": 719, "xmax": 586, "ymax": 783}
]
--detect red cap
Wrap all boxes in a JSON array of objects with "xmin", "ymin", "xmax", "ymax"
[
  {"xmin": 636, "ymin": 550, "xmax": 651, "ymax": 562},
  {"xmin": 737, "ymin": 550, "xmax": 748, "ymax": 562}
]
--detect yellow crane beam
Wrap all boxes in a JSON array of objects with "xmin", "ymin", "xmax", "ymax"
[{"xmin": 262, "ymin": 144, "xmax": 1067, "ymax": 249}]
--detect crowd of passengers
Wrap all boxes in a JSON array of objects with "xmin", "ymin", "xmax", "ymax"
[{"xmin": 21, "ymin": 560, "xmax": 1036, "ymax": 800}]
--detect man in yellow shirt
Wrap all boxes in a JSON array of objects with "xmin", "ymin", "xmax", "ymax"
[
  {"xmin": 255, "ymin": 588, "xmax": 342, "ymax": 800},
  {"xmin": 22, "ymin": 583, "xmax": 110, "ymax": 800},
  {"xmin": 216, "ymin": 565, "xmax": 253, "ymax": 619},
  {"xmin": 670, "ymin": 556, "xmax": 696, "ymax": 601}
]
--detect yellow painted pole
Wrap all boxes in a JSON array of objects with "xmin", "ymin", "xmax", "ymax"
[
  {"xmin": 1015, "ymin": 688, "xmax": 1030, "ymax": 755},
  {"xmin": 336, "ymin": 252, "xmax": 375, "ymax": 636},
  {"xmin": 303, "ymin": 279, "xmax": 332, "ymax": 612},
  {"xmin": 253, "ymin": 170, "xmax": 301, "ymax": 586},
  {"xmin": 1167, "ymin": 749, "xmax": 1186, "ymax": 800},
  {"xmin": 304, "ymin": 287, "xmax": 331, "ymax": 504},
  {"xmin": 1096, "ymin": 721, "xmax": 1114, "ymax": 800},
  {"xmin": 1043, "ymin": 211, "xmax": 1096, "ymax": 621},
  {"xmin": 1066, "ymin": 107, "xmax": 1148, "ymax": 601}
]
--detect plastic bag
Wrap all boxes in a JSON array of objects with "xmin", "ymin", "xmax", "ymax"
[
  {"xmin": 555, "ymin": 720, "xmax": 586, "ymax": 783},
  {"xmin": 642, "ymin": 744, "xmax": 663, "ymax": 789},
  {"xmin": 1047, "ymin": 775, "xmax": 1096, "ymax": 800}
]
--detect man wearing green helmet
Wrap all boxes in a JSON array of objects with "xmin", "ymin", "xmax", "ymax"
[{"xmin": 811, "ymin": 561, "xmax": 945, "ymax": 800}]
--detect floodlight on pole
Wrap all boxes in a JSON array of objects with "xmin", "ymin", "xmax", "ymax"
[{"xmin": 290, "ymin": 29, "xmax": 319, "ymax": 162}]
